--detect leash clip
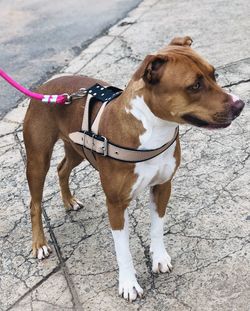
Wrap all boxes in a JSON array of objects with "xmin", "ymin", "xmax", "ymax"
[
  {"xmin": 68, "ymin": 88, "xmax": 87, "ymax": 103},
  {"xmin": 63, "ymin": 93, "xmax": 72, "ymax": 104}
]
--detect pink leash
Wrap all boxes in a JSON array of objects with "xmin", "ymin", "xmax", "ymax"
[{"xmin": 0, "ymin": 68, "xmax": 69, "ymax": 104}]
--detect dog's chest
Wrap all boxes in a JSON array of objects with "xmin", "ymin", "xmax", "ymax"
[
  {"xmin": 131, "ymin": 144, "xmax": 176, "ymax": 198},
  {"xmin": 127, "ymin": 96, "xmax": 178, "ymax": 198}
]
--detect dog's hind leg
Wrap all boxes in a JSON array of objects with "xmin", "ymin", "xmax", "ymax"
[
  {"xmin": 24, "ymin": 110, "xmax": 57, "ymax": 259},
  {"xmin": 57, "ymin": 142, "xmax": 84, "ymax": 211}
]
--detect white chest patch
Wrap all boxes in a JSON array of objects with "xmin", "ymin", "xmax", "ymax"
[{"xmin": 127, "ymin": 96, "xmax": 178, "ymax": 198}]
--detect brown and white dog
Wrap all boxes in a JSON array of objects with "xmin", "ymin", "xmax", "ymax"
[{"xmin": 23, "ymin": 36, "xmax": 244, "ymax": 301}]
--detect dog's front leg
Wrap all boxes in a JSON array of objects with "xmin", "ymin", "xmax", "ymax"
[
  {"xmin": 150, "ymin": 181, "xmax": 173, "ymax": 273},
  {"xmin": 107, "ymin": 200, "xmax": 143, "ymax": 301}
]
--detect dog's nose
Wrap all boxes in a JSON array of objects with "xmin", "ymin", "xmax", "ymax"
[{"xmin": 231, "ymin": 99, "xmax": 245, "ymax": 119}]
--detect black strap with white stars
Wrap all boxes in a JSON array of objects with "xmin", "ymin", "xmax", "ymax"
[{"xmin": 87, "ymin": 83, "xmax": 122, "ymax": 103}]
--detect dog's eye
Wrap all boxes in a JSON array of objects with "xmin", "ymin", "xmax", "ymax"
[
  {"xmin": 187, "ymin": 76, "xmax": 203, "ymax": 93},
  {"xmin": 191, "ymin": 81, "xmax": 201, "ymax": 91}
]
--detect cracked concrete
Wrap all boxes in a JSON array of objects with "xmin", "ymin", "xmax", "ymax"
[{"xmin": 0, "ymin": 0, "xmax": 249, "ymax": 310}]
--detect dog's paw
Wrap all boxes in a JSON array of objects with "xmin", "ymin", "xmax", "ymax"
[
  {"xmin": 151, "ymin": 249, "xmax": 172, "ymax": 273},
  {"xmin": 32, "ymin": 243, "xmax": 52, "ymax": 260},
  {"xmin": 119, "ymin": 273, "xmax": 143, "ymax": 302},
  {"xmin": 65, "ymin": 197, "xmax": 84, "ymax": 211}
]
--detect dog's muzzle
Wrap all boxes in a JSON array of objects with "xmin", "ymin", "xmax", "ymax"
[{"xmin": 182, "ymin": 93, "xmax": 245, "ymax": 129}]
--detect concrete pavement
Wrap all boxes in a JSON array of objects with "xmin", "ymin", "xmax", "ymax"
[{"xmin": 0, "ymin": 0, "xmax": 249, "ymax": 310}]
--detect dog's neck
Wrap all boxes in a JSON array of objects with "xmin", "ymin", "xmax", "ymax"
[
  {"xmin": 103, "ymin": 79, "xmax": 178, "ymax": 149},
  {"xmin": 126, "ymin": 95, "xmax": 178, "ymax": 149}
]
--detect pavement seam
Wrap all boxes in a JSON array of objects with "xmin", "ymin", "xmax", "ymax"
[
  {"xmin": 13, "ymin": 128, "xmax": 26, "ymax": 163},
  {"xmin": 6, "ymin": 265, "xmax": 61, "ymax": 311},
  {"xmin": 6, "ymin": 129, "xmax": 83, "ymax": 310},
  {"xmin": 42, "ymin": 201, "xmax": 83, "ymax": 311}
]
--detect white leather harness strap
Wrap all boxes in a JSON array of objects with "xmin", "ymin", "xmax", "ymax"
[
  {"xmin": 80, "ymin": 93, "xmax": 100, "ymax": 170},
  {"xmin": 70, "ymin": 128, "xmax": 179, "ymax": 162},
  {"xmin": 69, "ymin": 83, "xmax": 179, "ymax": 170},
  {"xmin": 91, "ymin": 100, "xmax": 108, "ymax": 134}
]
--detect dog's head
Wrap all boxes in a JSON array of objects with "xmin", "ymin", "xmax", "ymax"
[{"xmin": 133, "ymin": 36, "xmax": 244, "ymax": 128}]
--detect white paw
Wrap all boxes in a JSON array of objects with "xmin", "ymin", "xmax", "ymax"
[
  {"xmin": 71, "ymin": 198, "xmax": 83, "ymax": 211},
  {"xmin": 151, "ymin": 248, "xmax": 172, "ymax": 273},
  {"xmin": 36, "ymin": 245, "xmax": 52, "ymax": 260},
  {"xmin": 66, "ymin": 197, "xmax": 84, "ymax": 211},
  {"xmin": 119, "ymin": 273, "xmax": 143, "ymax": 302}
]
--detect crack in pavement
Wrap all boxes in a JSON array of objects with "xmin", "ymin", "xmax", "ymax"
[
  {"xmin": 223, "ymin": 78, "xmax": 250, "ymax": 88},
  {"xmin": 73, "ymin": 0, "xmax": 161, "ymax": 75}
]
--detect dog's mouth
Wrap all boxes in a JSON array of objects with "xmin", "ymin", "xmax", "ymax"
[{"xmin": 182, "ymin": 114, "xmax": 231, "ymax": 129}]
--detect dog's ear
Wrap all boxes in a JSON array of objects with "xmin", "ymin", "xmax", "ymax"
[
  {"xmin": 133, "ymin": 54, "xmax": 167, "ymax": 84},
  {"xmin": 169, "ymin": 36, "xmax": 193, "ymax": 47}
]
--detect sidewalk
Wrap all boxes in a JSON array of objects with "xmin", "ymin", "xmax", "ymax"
[{"xmin": 0, "ymin": 0, "xmax": 249, "ymax": 310}]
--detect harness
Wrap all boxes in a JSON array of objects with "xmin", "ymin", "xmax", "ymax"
[
  {"xmin": 0, "ymin": 68, "xmax": 179, "ymax": 170},
  {"xmin": 69, "ymin": 84, "xmax": 179, "ymax": 170}
]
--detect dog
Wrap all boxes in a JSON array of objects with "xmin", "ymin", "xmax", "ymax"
[{"xmin": 23, "ymin": 36, "xmax": 244, "ymax": 301}]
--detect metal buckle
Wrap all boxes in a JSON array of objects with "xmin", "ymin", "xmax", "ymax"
[
  {"xmin": 91, "ymin": 133, "xmax": 95, "ymax": 150},
  {"xmin": 82, "ymin": 131, "xmax": 86, "ymax": 146},
  {"xmin": 100, "ymin": 135, "xmax": 108, "ymax": 156},
  {"xmin": 82, "ymin": 131, "xmax": 108, "ymax": 156}
]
